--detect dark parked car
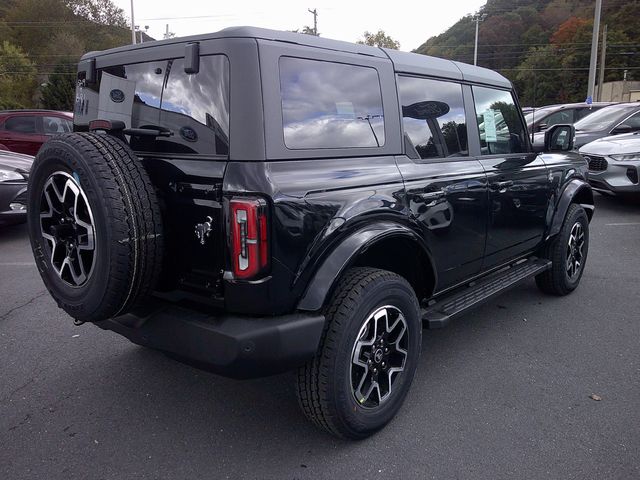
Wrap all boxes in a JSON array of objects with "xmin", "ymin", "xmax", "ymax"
[
  {"xmin": 0, "ymin": 110, "xmax": 73, "ymax": 156},
  {"xmin": 525, "ymin": 102, "xmax": 612, "ymax": 134},
  {"xmin": 525, "ymin": 102, "xmax": 613, "ymax": 148},
  {"xmin": 27, "ymin": 27, "xmax": 593, "ymax": 439},
  {"xmin": 0, "ymin": 150, "xmax": 32, "ymax": 227},
  {"xmin": 573, "ymin": 102, "xmax": 640, "ymax": 148}
]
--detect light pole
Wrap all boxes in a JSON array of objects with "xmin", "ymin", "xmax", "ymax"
[
  {"xmin": 473, "ymin": 13, "xmax": 487, "ymax": 66},
  {"xmin": 586, "ymin": 0, "xmax": 602, "ymax": 103},
  {"xmin": 130, "ymin": 0, "xmax": 136, "ymax": 44}
]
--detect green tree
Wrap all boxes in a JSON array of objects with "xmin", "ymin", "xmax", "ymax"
[
  {"xmin": 0, "ymin": 41, "xmax": 37, "ymax": 109},
  {"xmin": 64, "ymin": 0, "xmax": 127, "ymax": 27},
  {"xmin": 358, "ymin": 30, "xmax": 400, "ymax": 49},
  {"xmin": 41, "ymin": 61, "xmax": 76, "ymax": 110}
]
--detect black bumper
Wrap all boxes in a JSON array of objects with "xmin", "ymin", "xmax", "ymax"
[{"xmin": 95, "ymin": 303, "xmax": 325, "ymax": 379}]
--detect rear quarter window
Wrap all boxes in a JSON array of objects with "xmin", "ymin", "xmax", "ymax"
[{"xmin": 279, "ymin": 57, "xmax": 385, "ymax": 149}]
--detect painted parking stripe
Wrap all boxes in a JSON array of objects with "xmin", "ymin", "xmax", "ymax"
[
  {"xmin": 0, "ymin": 262, "xmax": 36, "ymax": 266},
  {"xmin": 605, "ymin": 222, "xmax": 640, "ymax": 226}
]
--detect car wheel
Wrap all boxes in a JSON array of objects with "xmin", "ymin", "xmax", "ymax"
[
  {"xmin": 296, "ymin": 267, "xmax": 422, "ymax": 439},
  {"xmin": 27, "ymin": 132, "xmax": 163, "ymax": 323},
  {"xmin": 536, "ymin": 203, "xmax": 589, "ymax": 295}
]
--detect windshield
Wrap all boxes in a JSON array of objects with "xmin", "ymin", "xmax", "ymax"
[
  {"xmin": 574, "ymin": 105, "xmax": 638, "ymax": 132},
  {"xmin": 524, "ymin": 107, "xmax": 556, "ymax": 126}
]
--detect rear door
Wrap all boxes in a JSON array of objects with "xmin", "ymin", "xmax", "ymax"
[
  {"xmin": 471, "ymin": 86, "xmax": 549, "ymax": 269},
  {"xmin": 395, "ymin": 76, "xmax": 488, "ymax": 290}
]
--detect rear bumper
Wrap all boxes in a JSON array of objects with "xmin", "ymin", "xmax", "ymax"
[{"xmin": 95, "ymin": 303, "xmax": 325, "ymax": 379}]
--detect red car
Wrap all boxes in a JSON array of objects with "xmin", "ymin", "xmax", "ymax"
[{"xmin": 0, "ymin": 110, "xmax": 73, "ymax": 156}]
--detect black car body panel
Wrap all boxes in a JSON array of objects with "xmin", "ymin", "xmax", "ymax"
[{"xmin": 72, "ymin": 27, "xmax": 593, "ymax": 376}]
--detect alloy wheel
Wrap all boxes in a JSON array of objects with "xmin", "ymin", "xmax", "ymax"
[
  {"xmin": 350, "ymin": 305, "xmax": 409, "ymax": 408},
  {"xmin": 40, "ymin": 171, "xmax": 96, "ymax": 287}
]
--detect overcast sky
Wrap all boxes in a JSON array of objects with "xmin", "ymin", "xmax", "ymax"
[{"xmin": 113, "ymin": 0, "xmax": 487, "ymax": 52}]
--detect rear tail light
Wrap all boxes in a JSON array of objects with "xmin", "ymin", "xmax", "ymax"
[{"xmin": 229, "ymin": 197, "xmax": 269, "ymax": 279}]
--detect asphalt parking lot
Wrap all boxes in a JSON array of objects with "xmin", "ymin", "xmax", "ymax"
[{"xmin": 1, "ymin": 193, "xmax": 639, "ymax": 480}]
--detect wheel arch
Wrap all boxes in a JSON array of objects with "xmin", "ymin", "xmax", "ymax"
[
  {"xmin": 547, "ymin": 179, "xmax": 594, "ymax": 240},
  {"xmin": 297, "ymin": 221, "xmax": 436, "ymax": 311}
]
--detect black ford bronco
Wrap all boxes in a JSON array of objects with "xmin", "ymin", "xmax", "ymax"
[{"xmin": 27, "ymin": 27, "xmax": 594, "ymax": 439}]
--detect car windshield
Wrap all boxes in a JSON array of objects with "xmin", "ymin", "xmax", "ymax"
[
  {"xmin": 574, "ymin": 105, "xmax": 638, "ymax": 132},
  {"xmin": 524, "ymin": 107, "xmax": 556, "ymax": 126}
]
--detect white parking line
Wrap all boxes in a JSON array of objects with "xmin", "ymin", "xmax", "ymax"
[
  {"xmin": 0, "ymin": 262, "xmax": 36, "ymax": 266},
  {"xmin": 605, "ymin": 222, "xmax": 640, "ymax": 226}
]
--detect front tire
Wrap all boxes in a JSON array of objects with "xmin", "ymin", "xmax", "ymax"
[
  {"xmin": 296, "ymin": 268, "xmax": 422, "ymax": 439},
  {"xmin": 536, "ymin": 203, "xmax": 589, "ymax": 295}
]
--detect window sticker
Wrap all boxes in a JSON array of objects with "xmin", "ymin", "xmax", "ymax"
[
  {"xmin": 335, "ymin": 102, "xmax": 355, "ymax": 118},
  {"xmin": 483, "ymin": 109, "xmax": 498, "ymax": 142}
]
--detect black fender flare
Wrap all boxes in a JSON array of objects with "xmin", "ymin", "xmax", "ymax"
[
  {"xmin": 296, "ymin": 221, "xmax": 435, "ymax": 311},
  {"xmin": 547, "ymin": 179, "xmax": 594, "ymax": 240}
]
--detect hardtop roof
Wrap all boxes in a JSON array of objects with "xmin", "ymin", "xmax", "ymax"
[{"xmin": 81, "ymin": 26, "xmax": 511, "ymax": 88}]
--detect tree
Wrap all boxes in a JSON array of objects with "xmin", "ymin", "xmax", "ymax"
[
  {"xmin": 0, "ymin": 41, "xmax": 37, "ymax": 109},
  {"xmin": 357, "ymin": 30, "xmax": 400, "ymax": 49},
  {"xmin": 64, "ymin": 0, "xmax": 127, "ymax": 27},
  {"xmin": 41, "ymin": 61, "xmax": 76, "ymax": 110}
]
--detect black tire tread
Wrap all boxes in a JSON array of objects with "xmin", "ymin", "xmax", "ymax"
[
  {"xmin": 535, "ymin": 203, "xmax": 587, "ymax": 296},
  {"xmin": 295, "ymin": 267, "xmax": 414, "ymax": 438},
  {"xmin": 31, "ymin": 132, "xmax": 163, "ymax": 322}
]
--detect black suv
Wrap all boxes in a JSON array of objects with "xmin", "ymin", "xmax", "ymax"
[{"xmin": 27, "ymin": 27, "xmax": 594, "ymax": 439}]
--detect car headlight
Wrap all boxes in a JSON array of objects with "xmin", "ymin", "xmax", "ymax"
[
  {"xmin": 0, "ymin": 168, "xmax": 24, "ymax": 182},
  {"xmin": 610, "ymin": 153, "xmax": 640, "ymax": 162}
]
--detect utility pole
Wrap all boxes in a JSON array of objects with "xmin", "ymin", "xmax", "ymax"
[
  {"xmin": 163, "ymin": 24, "xmax": 175, "ymax": 40},
  {"xmin": 597, "ymin": 24, "xmax": 607, "ymax": 101},
  {"xmin": 308, "ymin": 8, "xmax": 318, "ymax": 36},
  {"xmin": 130, "ymin": 0, "xmax": 136, "ymax": 45},
  {"xmin": 473, "ymin": 13, "xmax": 487, "ymax": 66},
  {"xmin": 586, "ymin": 0, "xmax": 602, "ymax": 103}
]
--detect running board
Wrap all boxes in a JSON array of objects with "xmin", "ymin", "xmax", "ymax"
[{"xmin": 421, "ymin": 257, "xmax": 552, "ymax": 329}]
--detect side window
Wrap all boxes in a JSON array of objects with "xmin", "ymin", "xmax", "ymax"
[
  {"xmin": 473, "ymin": 86, "xmax": 527, "ymax": 155},
  {"xmin": 398, "ymin": 76, "xmax": 468, "ymax": 159},
  {"xmin": 621, "ymin": 111, "xmax": 640, "ymax": 130},
  {"xmin": 5, "ymin": 116, "xmax": 37, "ymax": 134},
  {"xmin": 279, "ymin": 57, "xmax": 385, "ymax": 149},
  {"xmin": 543, "ymin": 109, "xmax": 573, "ymax": 128},
  {"xmin": 43, "ymin": 116, "xmax": 72, "ymax": 134}
]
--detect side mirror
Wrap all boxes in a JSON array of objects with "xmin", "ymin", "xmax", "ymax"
[
  {"xmin": 184, "ymin": 43, "xmax": 200, "ymax": 74},
  {"xmin": 544, "ymin": 124, "xmax": 575, "ymax": 152},
  {"xmin": 611, "ymin": 124, "xmax": 632, "ymax": 135}
]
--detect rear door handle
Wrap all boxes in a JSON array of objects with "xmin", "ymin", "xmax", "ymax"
[{"xmin": 491, "ymin": 180, "xmax": 513, "ymax": 193}]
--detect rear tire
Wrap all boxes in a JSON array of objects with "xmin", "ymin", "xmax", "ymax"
[
  {"xmin": 296, "ymin": 267, "xmax": 422, "ymax": 439},
  {"xmin": 536, "ymin": 204, "xmax": 589, "ymax": 295},
  {"xmin": 27, "ymin": 133, "xmax": 163, "ymax": 323}
]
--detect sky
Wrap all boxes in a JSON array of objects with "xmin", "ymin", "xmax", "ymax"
[{"xmin": 113, "ymin": 0, "xmax": 488, "ymax": 52}]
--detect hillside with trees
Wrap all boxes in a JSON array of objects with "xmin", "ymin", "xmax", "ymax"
[
  {"xmin": 415, "ymin": 0, "xmax": 640, "ymax": 106},
  {"xmin": 0, "ymin": 0, "xmax": 134, "ymax": 109}
]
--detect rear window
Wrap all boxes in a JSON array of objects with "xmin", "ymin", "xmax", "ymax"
[
  {"xmin": 279, "ymin": 57, "xmax": 385, "ymax": 149},
  {"xmin": 75, "ymin": 55, "xmax": 230, "ymax": 156}
]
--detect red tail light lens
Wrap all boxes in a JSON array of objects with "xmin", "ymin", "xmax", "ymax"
[{"xmin": 229, "ymin": 197, "xmax": 269, "ymax": 279}]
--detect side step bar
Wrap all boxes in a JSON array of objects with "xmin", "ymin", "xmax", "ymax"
[{"xmin": 421, "ymin": 257, "xmax": 552, "ymax": 329}]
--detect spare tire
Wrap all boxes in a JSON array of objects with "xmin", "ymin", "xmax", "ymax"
[{"xmin": 27, "ymin": 132, "xmax": 163, "ymax": 323}]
